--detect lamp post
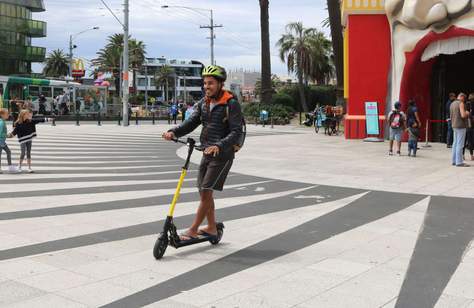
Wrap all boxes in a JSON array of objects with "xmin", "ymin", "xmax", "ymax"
[
  {"xmin": 161, "ymin": 5, "xmax": 222, "ymax": 65},
  {"xmin": 69, "ymin": 27, "xmax": 99, "ymax": 78}
]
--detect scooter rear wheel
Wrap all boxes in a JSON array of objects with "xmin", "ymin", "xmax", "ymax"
[
  {"xmin": 153, "ymin": 234, "xmax": 169, "ymax": 259},
  {"xmin": 210, "ymin": 228, "xmax": 224, "ymax": 245}
]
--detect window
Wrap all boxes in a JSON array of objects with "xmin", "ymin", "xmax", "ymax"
[
  {"xmin": 28, "ymin": 85, "xmax": 39, "ymax": 97},
  {"xmin": 40, "ymin": 86, "xmax": 51, "ymax": 98},
  {"xmin": 53, "ymin": 87, "xmax": 63, "ymax": 97},
  {"xmin": 137, "ymin": 78, "xmax": 148, "ymax": 87}
]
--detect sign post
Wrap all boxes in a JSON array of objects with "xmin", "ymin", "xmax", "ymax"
[{"xmin": 364, "ymin": 102, "xmax": 384, "ymax": 142}]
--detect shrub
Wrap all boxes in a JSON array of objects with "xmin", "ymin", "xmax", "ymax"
[{"xmin": 242, "ymin": 103, "xmax": 292, "ymax": 125}]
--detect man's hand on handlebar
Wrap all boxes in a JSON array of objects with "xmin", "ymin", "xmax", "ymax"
[
  {"xmin": 204, "ymin": 145, "xmax": 220, "ymax": 157},
  {"xmin": 162, "ymin": 131, "xmax": 175, "ymax": 141}
]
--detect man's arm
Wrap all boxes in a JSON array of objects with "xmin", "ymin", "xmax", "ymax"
[
  {"xmin": 168, "ymin": 103, "xmax": 202, "ymax": 138},
  {"xmin": 215, "ymin": 100, "xmax": 243, "ymax": 151}
]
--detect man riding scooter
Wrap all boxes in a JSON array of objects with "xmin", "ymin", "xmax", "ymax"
[{"xmin": 162, "ymin": 65, "xmax": 243, "ymax": 241}]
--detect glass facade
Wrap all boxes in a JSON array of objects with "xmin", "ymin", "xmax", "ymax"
[{"xmin": 0, "ymin": 0, "xmax": 46, "ymax": 75}]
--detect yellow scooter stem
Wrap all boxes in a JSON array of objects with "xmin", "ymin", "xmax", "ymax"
[{"xmin": 167, "ymin": 168, "xmax": 187, "ymax": 217}]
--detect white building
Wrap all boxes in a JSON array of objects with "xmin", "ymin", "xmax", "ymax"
[{"xmin": 136, "ymin": 58, "xmax": 204, "ymax": 102}]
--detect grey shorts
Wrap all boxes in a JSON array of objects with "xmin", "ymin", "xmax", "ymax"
[
  {"xmin": 389, "ymin": 128, "xmax": 403, "ymax": 142},
  {"xmin": 197, "ymin": 155, "xmax": 233, "ymax": 191}
]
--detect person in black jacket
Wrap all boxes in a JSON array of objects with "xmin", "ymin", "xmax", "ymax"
[
  {"xmin": 162, "ymin": 65, "xmax": 243, "ymax": 240},
  {"xmin": 8, "ymin": 109, "xmax": 45, "ymax": 173}
]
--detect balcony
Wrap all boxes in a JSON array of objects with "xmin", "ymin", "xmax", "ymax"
[
  {"xmin": 0, "ymin": 0, "xmax": 45, "ymax": 12},
  {"xmin": 0, "ymin": 44, "xmax": 46, "ymax": 62},
  {"xmin": 0, "ymin": 15, "xmax": 47, "ymax": 37}
]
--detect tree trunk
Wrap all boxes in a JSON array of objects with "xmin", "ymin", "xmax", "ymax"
[
  {"xmin": 327, "ymin": 0, "xmax": 344, "ymax": 100},
  {"xmin": 259, "ymin": 0, "xmax": 273, "ymax": 105},
  {"xmin": 298, "ymin": 74, "xmax": 308, "ymax": 112}
]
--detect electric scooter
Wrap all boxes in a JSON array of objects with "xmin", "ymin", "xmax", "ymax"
[{"xmin": 153, "ymin": 137, "xmax": 224, "ymax": 260}]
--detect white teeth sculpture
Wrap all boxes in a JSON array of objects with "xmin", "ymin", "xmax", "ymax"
[
  {"xmin": 342, "ymin": 0, "xmax": 474, "ymax": 139},
  {"xmin": 386, "ymin": 0, "xmax": 474, "ymax": 108}
]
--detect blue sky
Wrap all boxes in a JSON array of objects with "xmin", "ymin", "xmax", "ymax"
[{"xmin": 33, "ymin": 0, "xmax": 329, "ymax": 76}]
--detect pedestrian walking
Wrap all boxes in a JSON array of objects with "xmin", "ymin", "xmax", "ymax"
[
  {"xmin": 387, "ymin": 101, "xmax": 406, "ymax": 156},
  {"xmin": 180, "ymin": 103, "xmax": 187, "ymax": 123},
  {"xmin": 450, "ymin": 93, "xmax": 470, "ymax": 167},
  {"xmin": 446, "ymin": 92, "xmax": 456, "ymax": 148},
  {"xmin": 170, "ymin": 102, "xmax": 178, "ymax": 124},
  {"xmin": 38, "ymin": 94, "xmax": 47, "ymax": 115},
  {"xmin": 464, "ymin": 94, "xmax": 474, "ymax": 161},
  {"xmin": 0, "ymin": 109, "xmax": 17, "ymax": 174},
  {"xmin": 8, "ymin": 110, "xmax": 46, "ymax": 173}
]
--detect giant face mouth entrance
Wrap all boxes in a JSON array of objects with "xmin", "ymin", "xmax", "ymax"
[
  {"xmin": 398, "ymin": 27, "xmax": 474, "ymax": 141},
  {"xmin": 431, "ymin": 50, "xmax": 474, "ymax": 142}
]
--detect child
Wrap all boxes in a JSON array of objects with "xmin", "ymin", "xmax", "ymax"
[
  {"xmin": 0, "ymin": 109, "xmax": 16, "ymax": 173},
  {"xmin": 407, "ymin": 123, "xmax": 420, "ymax": 157},
  {"xmin": 387, "ymin": 102, "xmax": 406, "ymax": 156},
  {"xmin": 8, "ymin": 109, "xmax": 45, "ymax": 173}
]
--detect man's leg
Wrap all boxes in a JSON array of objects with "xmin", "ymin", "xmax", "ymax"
[
  {"xmin": 183, "ymin": 190, "xmax": 216, "ymax": 238},
  {"xmin": 452, "ymin": 129, "xmax": 458, "ymax": 164}
]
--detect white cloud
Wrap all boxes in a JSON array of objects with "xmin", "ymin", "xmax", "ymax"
[{"xmin": 34, "ymin": 0, "xmax": 329, "ymax": 75}]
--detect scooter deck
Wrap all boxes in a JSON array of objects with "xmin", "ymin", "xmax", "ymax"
[
  {"xmin": 170, "ymin": 223, "xmax": 224, "ymax": 248},
  {"xmin": 171, "ymin": 234, "xmax": 217, "ymax": 248}
]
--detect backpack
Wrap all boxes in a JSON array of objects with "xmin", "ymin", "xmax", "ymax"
[
  {"xmin": 389, "ymin": 111, "xmax": 403, "ymax": 129},
  {"xmin": 200, "ymin": 96, "xmax": 246, "ymax": 153},
  {"xmin": 224, "ymin": 102, "xmax": 246, "ymax": 152}
]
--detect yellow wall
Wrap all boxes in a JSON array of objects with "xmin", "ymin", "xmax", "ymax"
[
  {"xmin": 341, "ymin": 0, "xmax": 386, "ymax": 26},
  {"xmin": 344, "ymin": 27, "xmax": 349, "ymax": 99}
]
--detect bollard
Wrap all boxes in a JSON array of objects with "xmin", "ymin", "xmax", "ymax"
[
  {"xmin": 152, "ymin": 112, "xmax": 156, "ymax": 125},
  {"xmin": 422, "ymin": 119, "xmax": 431, "ymax": 148},
  {"xmin": 118, "ymin": 112, "xmax": 121, "ymax": 126},
  {"xmin": 75, "ymin": 112, "xmax": 80, "ymax": 126},
  {"xmin": 135, "ymin": 112, "xmax": 139, "ymax": 125},
  {"xmin": 97, "ymin": 112, "xmax": 102, "ymax": 126},
  {"xmin": 271, "ymin": 116, "xmax": 274, "ymax": 129}
]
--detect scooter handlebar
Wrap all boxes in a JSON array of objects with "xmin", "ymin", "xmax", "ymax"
[{"xmin": 171, "ymin": 138, "xmax": 204, "ymax": 151}]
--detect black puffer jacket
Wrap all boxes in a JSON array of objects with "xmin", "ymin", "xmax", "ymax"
[{"xmin": 170, "ymin": 91, "xmax": 243, "ymax": 159}]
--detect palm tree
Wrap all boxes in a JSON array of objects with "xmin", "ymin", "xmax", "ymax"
[
  {"xmin": 154, "ymin": 65, "xmax": 175, "ymax": 103},
  {"xmin": 259, "ymin": 0, "xmax": 273, "ymax": 105},
  {"xmin": 277, "ymin": 22, "xmax": 318, "ymax": 112},
  {"xmin": 326, "ymin": 1, "xmax": 344, "ymax": 99},
  {"xmin": 43, "ymin": 49, "xmax": 69, "ymax": 78},
  {"xmin": 129, "ymin": 40, "xmax": 146, "ymax": 91},
  {"xmin": 92, "ymin": 34, "xmax": 146, "ymax": 96},
  {"xmin": 308, "ymin": 30, "xmax": 334, "ymax": 85}
]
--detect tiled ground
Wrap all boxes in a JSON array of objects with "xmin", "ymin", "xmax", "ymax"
[{"xmin": 0, "ymin": 123, "xmax": 473, "ymax": 308}]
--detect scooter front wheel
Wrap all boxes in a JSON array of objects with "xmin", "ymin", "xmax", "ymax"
[{"xmin": 153, "ymin": 234, "xmax": 169, "ymax": 259}]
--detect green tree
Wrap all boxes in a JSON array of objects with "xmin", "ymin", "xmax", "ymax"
[
  {"xmin": 154, "ymin": 65, "xmax": 176, "ymax": 102},
  {"xmin": 92, "ymin": 34, "xmax": 146, "ymax": 97},
  {"xmin": 43, "ymin": 49, "xmax": 69, "ymax": 78},
  {"xmin": 259, "ymin": 0, "xmax": 273, "ymax": 105},
  {"xmin": 308, "ymin": 30, "xmax": 334, "ymax": 85},
  {"xmin": 254, "ymin": 74, "xmax": 284, "ymax": 96},
  {"xmin": 277, "ymin": 22, "xmax": 317, "ymax": 112}
]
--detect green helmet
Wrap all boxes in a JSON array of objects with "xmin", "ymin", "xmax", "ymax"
[{"xmin": 202, "ymin": 65, "xmax": 227, "ymax": 82}]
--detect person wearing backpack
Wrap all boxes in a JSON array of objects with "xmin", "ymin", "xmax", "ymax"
[
  {"xmin": 162, "ymin": 65, "xmax": 243, "ymax": 240},
  {"xmin": 387, "ymin": 101, "xmax": 406, "ymax": 156}
]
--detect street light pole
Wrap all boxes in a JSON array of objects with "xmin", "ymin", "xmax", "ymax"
[
  {"xmin": 122, "ymin": 0, "xmax": 129, "ymax": 126},
  {"xmin": 69, "ymin": 35, "xmax": 73, "ymax": 78},
  {"xmin": 68, "ymin": 27, "xmax": 99, "ymax": 78}
]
